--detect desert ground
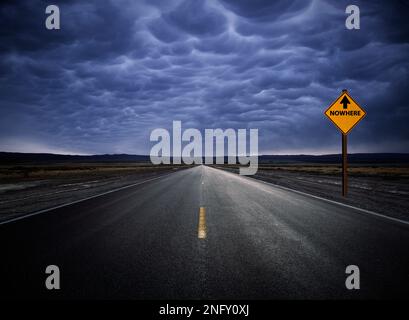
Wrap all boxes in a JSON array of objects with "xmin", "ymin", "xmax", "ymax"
[
  {"xmin": 0, "ymin": 161, "xmax": 408, "ymax": 222},
  {"xmin": 216, "ymin": 163, "xmax": 409, "ymax": 221}
]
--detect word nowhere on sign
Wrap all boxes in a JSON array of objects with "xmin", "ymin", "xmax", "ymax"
[{"xmin": 324, "ymin": 90, "xmax": 366, "ymax": 134}]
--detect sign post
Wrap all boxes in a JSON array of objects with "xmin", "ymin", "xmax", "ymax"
[
  {"xmin": 342, "ymin": 133, "xmax": 347, "ymax": 196},
  {"xmin": 324, "ymin": 89, "xmax": 366, "ymax": 196}
]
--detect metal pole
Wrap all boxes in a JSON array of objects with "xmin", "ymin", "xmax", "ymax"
[{"xmin": 342, "ymin": 133, "xmax": 348, "ymax": 196}]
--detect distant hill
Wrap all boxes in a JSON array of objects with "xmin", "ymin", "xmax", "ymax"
[
  {"xmin": 1, "ymin": 152, "xmax": 408, "ymax": 165},
  {"xmin": 258, "ymin": 153, "xmax": 409, "ymax": 164},
  {"xmin": 0, "ymin": 152, "xmax": 150, "ymax": 164}
]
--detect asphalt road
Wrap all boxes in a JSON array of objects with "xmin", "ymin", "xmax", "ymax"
[{"xmin": 0, "ymin": 166, "xmax": 408, "ymax": 299}]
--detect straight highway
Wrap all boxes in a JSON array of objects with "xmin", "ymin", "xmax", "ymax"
[{"xmin": 0, "ymin": 166, "xmax": 408, "ymax": 299}]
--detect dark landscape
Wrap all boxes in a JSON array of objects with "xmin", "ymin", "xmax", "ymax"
[
  {"xmin": 0, "ymin": 153, "xmax": 190, "ymax": 222},
  {"xmin": 1, "ymin": 152, "xmax": 408, "ymax": 223}
]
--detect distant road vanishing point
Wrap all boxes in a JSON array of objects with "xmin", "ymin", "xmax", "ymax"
[{"xmin": 0, "ymin": 166, "xmax": 408, "ymax": 299}]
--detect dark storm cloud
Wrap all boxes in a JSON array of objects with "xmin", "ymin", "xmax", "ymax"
[
  {"xmin": 165, "ymin": 0, "xmax": 227, "ymax": 36},
  {"xmin": 219, "ymin": 0, "xmax": 312, "ymax": 20},
  {"xmin": 0, "ymin": 0, "xmax": 408, "ymax": 154}
]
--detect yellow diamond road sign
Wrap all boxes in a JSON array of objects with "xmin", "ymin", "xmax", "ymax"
[{"xmin": 325, "ymin": 90, "xmax": 366, "ymax": 134}]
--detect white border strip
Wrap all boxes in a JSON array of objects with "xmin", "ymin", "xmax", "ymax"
[
  {"xmin": 215, "ymin": 167, "xmax": 409, "ymax": 227},
  {"xmin": 0, "ymin": 171, "xmax": 177, "ymax": 226}
]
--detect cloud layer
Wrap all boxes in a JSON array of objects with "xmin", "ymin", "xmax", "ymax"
[{"xmin": 0, "ymin": 0, "xmax": 408, "ymax": 154}]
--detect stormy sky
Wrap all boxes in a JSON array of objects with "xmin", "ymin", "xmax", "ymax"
[{"xmin": 0, "ymin": 0, "xmax": 408, "ymax": 155}]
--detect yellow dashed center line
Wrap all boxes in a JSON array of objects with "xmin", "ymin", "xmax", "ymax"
[{"xmin": 198, "ymin": 207, "xmax": 207, "ymax": 239}]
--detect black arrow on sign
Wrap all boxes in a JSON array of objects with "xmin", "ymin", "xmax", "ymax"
[{"xmin": 340, "ymin": 95, "xmax": 350, "ymax": 109}]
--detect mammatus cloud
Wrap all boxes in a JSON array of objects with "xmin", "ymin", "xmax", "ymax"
[{"xmin": 0, "ymin": 0, "xmax": 408, "ymax": 154}]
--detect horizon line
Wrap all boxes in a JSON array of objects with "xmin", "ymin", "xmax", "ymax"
[{"xmin": 1, "ymin": 151, "xmax": 408, "ymax": 157}]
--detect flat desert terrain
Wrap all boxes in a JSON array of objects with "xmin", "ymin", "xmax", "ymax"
[
  {"xmin": 1, "ymin": 161, "xmax": 408, "ymax": 223},
  {"xmin": 217, "ymin": 163, "xmax": 409, "ymax": 221}
]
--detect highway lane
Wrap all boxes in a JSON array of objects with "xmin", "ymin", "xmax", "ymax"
[{"xmin": 0, "ymin": 165, "xmax": 408, "ymax": 299}]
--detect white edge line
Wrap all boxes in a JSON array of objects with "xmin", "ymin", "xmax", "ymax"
[
  {"xmin": 0, "ymin": 171, "xmax": 177, "ymax": 226},
  {"xmin": 213, "ymin": 166, "xmax": 409, "ymax": 227}
]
